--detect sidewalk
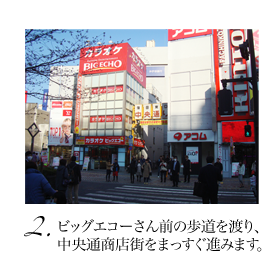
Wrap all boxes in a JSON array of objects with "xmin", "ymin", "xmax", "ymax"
[{"xmin": 81, "ymin": 169, "xmax": 252, "ymax": 191}]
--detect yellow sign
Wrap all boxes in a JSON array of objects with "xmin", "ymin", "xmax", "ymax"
[{"xmin": 140, "ymin": 120, "xmax": 168, "ymax": 125}]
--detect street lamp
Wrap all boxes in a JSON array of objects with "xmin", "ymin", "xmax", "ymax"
[{"xmin": 26, "ymin": 122, "xmax": 41, "ymax": 153}]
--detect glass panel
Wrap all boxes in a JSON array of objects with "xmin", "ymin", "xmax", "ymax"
[
  {"xmin": 98, "ymin": 123, "xmax": 105, "ymax": 129},
  {"xmin": 106, "ymin": 109, "xmax": 114, "ymax": 114},
  {"xmin": 106, "ymin": 129, "xmax": 114, "ymax": 135},
  {"xmin": 91, "ymin": 102, "xmax": 97, "ymax": 109},
  {"xmin": 114, "ymin": 130, "xmax": 122, "ymax": 136},
  {"xmin": 89, "ymin": 123, "xmax": 97, "ymax": 129},
  {"xmin": 106, "ymin": 122, "xmax": 113, "ymax": 128},
  {"xmin": 108, "ymin": 73, "xmax": 115, "ymax": 86},
  {"xmin": 89, "ymin": 130, "xmax": 97, "ymax": 136},
  {"xmin": 114, "ymin": 122, "xmax": 122, "ymax": 129},
  {"xmin": 98, "ymin": 109, "xmax": 105, "ymax": 115},
  {"xmin": 82, "ymin": 110, "xmax": 90, "ymax": 116},
  {"xmin": 92, "ymin": 75, "xmax": 99, "ymax": 87},
  {"xmin": 83, "ymin": 103, "xmax": 90, "ymax": 110},
  {"xmin": 84, "ymin": 76, "xmax": 91, "ymax": 88},
  {"xmin": 116, "ymin": 72, "xmax": 124, "ymax": 84},
  {"xmin": 115, "ymin": 100, "xmax": 123, "ymax": 108},
  {"xmin": 81, "ymin": 130, "xmax": 88, "ymax": 136},
  {"xmin": 82, "ymin": 117, "xmax": 89, "ymax": 128},
  {"xmin": 90, "ymin": 109, "xmax": 98, "ymax": 115},
  {"xmin": 107, "ymin": 92, "xmax": 114, "ymax": 100},
  {"xmin": 115, "ymin": 109, "xmax": 123, "ymax": 114},
  {"xmin": 97, "ymin": 130, "xmax": 105, "ymax": 136},
  {"xmin": 100, "ymin": 74, "xmax": 107, "ymax": 87},
  {"xmin": 115, "ymin": 91, "xmax": 123, "ymax": 100},
  {"xmin": 106, "ymin": 101, "xmax": 114, "ymax": 108}
]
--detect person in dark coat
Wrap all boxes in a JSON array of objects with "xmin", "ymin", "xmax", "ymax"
[
  {"xmin": 129, "ymin": 156, "xmax": 137, "ymax": 183},
  {"xmin": 198, "ymin": 155, "xmax": 223, "ymax": 204},
  {"xmin": 55, "ymin": 159, "xmax": 69, "ymax": 200},
  {"xmin": 112, "ymin": 158, "xmax": 120, "ymax": 182},
  {"xmin": 171, "ymin": 156, "xmax": 180, "ymax": 187},
  {"xmin": 25, "ymin": 161, "xmax": 56, "ymax": 204},
  {"xmin": 183, "ymin": 155, "xmax": 191, "ymax": 183},
  {"xmin": 67, "ymin": 156, "xmax": 81, "ymax": 204}
]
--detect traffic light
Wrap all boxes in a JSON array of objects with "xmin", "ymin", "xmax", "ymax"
[
  {"xmin": 239, "ymin": 40, "xmax": 249, "ymax": 61},
  {"xmin": 218, "ymin": 88, "xmax": 233, "ymax": 115},
  {"xmin": 244, "ymin": 124, "xmax": 251, "ymax": 137}
]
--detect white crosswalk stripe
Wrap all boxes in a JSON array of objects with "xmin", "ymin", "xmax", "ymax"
[{"xmin": 78, "ymin": 184, "xmax": 256, "ymax": 204}]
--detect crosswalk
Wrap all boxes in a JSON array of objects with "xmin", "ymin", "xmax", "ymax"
[{"xmin": 78, "ymin": 184, "xmax": 256, "ymax": 204}]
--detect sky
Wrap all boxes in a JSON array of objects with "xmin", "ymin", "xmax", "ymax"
[{"xmin": 26, "ymin": 29, "xmax": 168, "ymax": 104}]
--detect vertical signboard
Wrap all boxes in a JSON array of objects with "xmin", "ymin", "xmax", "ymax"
[
  {"xmin": 49, "ymin": 101, "xmax": 73, "ymax": 146},
  {"xmin": 42, "ymin": 89, "xmax": 49, "ymax": 111},
  {"xmin": 161, "ymin": 103, "xmax": 168, "ymax": 119},
  {"xmin": 134, "ymin": 104, "xmax": 143, "ymax": 120},
  {"xmin": 143, "ymin": 104, "xmax": 152, "ymax": 119},
  {"xmin": 152, "ymin": 103, "xmax": 161, "ymax": 119}
]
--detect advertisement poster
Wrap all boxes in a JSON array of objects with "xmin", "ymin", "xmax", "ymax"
[
  {"xmin": 83, "ymin": 156, "xmax": 90, "ymax": 170},
  {"xmin": 49, "ymin": 101, "xmax": 73, "ymax": 146},
  {"xmin": 186, "ymin": 147, "xmax": 199, "ymax": 164}
]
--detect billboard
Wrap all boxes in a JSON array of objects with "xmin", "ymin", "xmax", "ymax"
[
  {"xmin": 168, "ymin": 29, "xmax": 212, "ymax": 41},
  {"xmin": 79, "ymin": 43, "xmax": 146, "ymax": 87},
  {"xmin": 146, "ymin": 66, "xmax": 165, "ymax": 77},
  {"xmin": 42, "ymin": 89, "xmax": 49, "ymax": 111},
  {"xmin": 49, "ymin": 100, "xmax": 73, "ymax": 146}
]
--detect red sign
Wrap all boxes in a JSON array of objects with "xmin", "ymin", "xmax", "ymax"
[
  {"xmin": 63, "ymin": 110, "xmax": 72, "ymax": 117},
  {"xmin": 134, "ymin": 138, "xmax": 145, "ymax": 148},
  {"xmin": 79, "ymin": 43, "xmax": 146, "ymax": 88},
  {"xmin": 126, "ymin": 44, "xmax": 146, "ymax": 88},
  {"xmin": 90, "ymin": 115, "xmax": 122, "ymax": 123},
  {"xmin": 84, "ymin": 136, "xmax": 125, "ymax": 145},
  {"xmin": 222, "ymin": 121, "xmax": 255, "ymax": 143},
  {"xmin": 92, "ymin": 85, "xmax": 123, "ymax": 95},
  {"xmin": 168, "ymin": 29, "xmax": 212, "ymax": 41},
  {"xmin": 52, "ymin": 101, "xmax": 63, "ymax": 108}
]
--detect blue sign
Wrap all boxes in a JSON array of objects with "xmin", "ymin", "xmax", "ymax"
[
  {"xmin": 146, "ymin": 66, "xmax": 165, "ymax": 77},
  {"xmin": 42, "ymin": 89, "xmax": 48, "ymax": 111},
  {"xmin": 128, "ymin": 135, "xmax": 133, "ymax": 139},
  {"xmin": 129, "ymin": 146, "xmax": 133, "ymax": 150}
]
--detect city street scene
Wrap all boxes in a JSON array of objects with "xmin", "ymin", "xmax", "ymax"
[{"xmin": 25, "ymin": 29, "xmax": 259, "ymax": 204}]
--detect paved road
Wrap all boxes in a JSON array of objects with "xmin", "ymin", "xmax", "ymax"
[{"xmin": 77, "ymin": 181, "xmax": 256, "ymax": 204}]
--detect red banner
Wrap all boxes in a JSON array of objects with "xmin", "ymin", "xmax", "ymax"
[
  {"xmin": 52, "ymin": 101, "xmax": 63, "ymax": 108},
  {"xmin": 168, "ymin": 29, "xmax": 212, "ymax": 41},
  {"xmin": 85, "ymin": 136, "xmax": 125, "ymax": 145},
  {"xmin": 90, "ymin": 115, "xmax": 122, "ymax": 123},
  {"xmin": 134, "ymin": 138, "xmax": 145, "ymax": 148},
  {"xmin": 92, "ymin": 85, "xmax": 123, "ymax": 95}
]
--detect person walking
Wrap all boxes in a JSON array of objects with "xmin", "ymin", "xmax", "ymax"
[
  {"xmin": 55, "ymin": 158, "xmax": 69, "ymax": 201},
  {"xmin": 140, "ymin": 154, "xmax": 146, "ymax": 178},
  {"xmin": 106, "ymin": 159, "xmax": 113, "ymax": 182},
  {"xmin": 67, "ymin": 156, "xmax": 81, "ymax": 204},
  {"xmin": 214, "ymin": 158, "xmax": 223, "ymax": 187},
  {"xmin": 142, "ymin": 159, "xmax": 151, "ymax": 184},
  {"xmin": 183, "ymin": 155, "xmax": 191, "ymax": 183},
  {"xmin": 25, "ymin": 161, "xmax": 57, "ymax": 204},
  {"xmin": 237, "ymin": 160, "xmax": 245, "ymax": 188},
  {"xmin": 112, "ymin": 158, "xmax": 120, "ymax": 182},
  {"xmin": 157, "ymin": 156, "xmax": 162, "ymax": 178},
  {"xmin": 159, "ymin": 158, "xmax": 167, "ymax": 183},
  {"xmin": 171, "ymin": 156, "xmax": 180, "ymax": 187},
  {"xmin": 129, "ymin": 156, "xmax": 137, "ymax": 183},
  {"xmin": 136, "ymin": 159, "xmax": 142, "ymax": 182},
  {"xmin": 198, "ymin": 156, "xmax": 223, "ymax": 204}
]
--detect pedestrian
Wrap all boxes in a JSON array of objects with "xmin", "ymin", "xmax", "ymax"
[
  {"xmin": 168, "ymin": 157, "xmax": 173, "ymax": 181},
  {"xmin": 214, "ymin": 158, "xmax": 223, "ymax": 187},
  {"xmin": 112, "ymin": 158, "xmax": 120, "ymax": 182},
  {"xmin": 140, "ymin": 154, "xmax": 146, "ymax": 177},
  {"xmin": 142, "ymin": 159, "xmax": 151, "ymax": 184},
  {"xmin": 53, "ymin": 191, "xmax": 67, "ymax": 204},
  {"xmin": 106, "ymin": 159, "xmax": 113, "ymax": 182},
  {"xmin": 25, "ymin": 151, "xmax": 33, "ymax": 162},
  {"xmin": 237, "ymin": 160, "xmax": 245, "ymax": 188},
  {"xmin": 171, "ymin": 156, "xmax": 180, "ymax": 187},
  {"xmin": 159, "ymin": 158, "xmax": 167, "ymax": 183},
  {"xmin": 136, "ymin": 159, "xmax": 142, "ymax": 182},
  {"xmin": 129, "ymin": 156, "xmax": 137, "ymax": 183},
  {"xmin": 25, "ymin": 161, "xmax": 57, "ymax": 204},
  {"xmin": 251, "ymin": 160, "xmax": 257, "ymax": 175},
  {"xmin": 157, "ymin": 156, "xmax": 162, "ymax": 178},
  {"xmin": 147, "ymin": 157, "xmax": 152, "ymax": 181},
  {"xmin": 67, "ymin": 156, "xmax": 81, "ymax": 204},
  {"xmin": 183, "ymin": 155, "xmax": 191, "ymax": 183},
  {"xmin": 55, "ymin": 158, "xmax": 69, "ymax": 201},
  {"xmin": 32, "ymin": 152, "xmax": 38, "ymax": 165},
  {"xmin": 198, "ymin": 155, "xmax": 223, "ymax": 204}
]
